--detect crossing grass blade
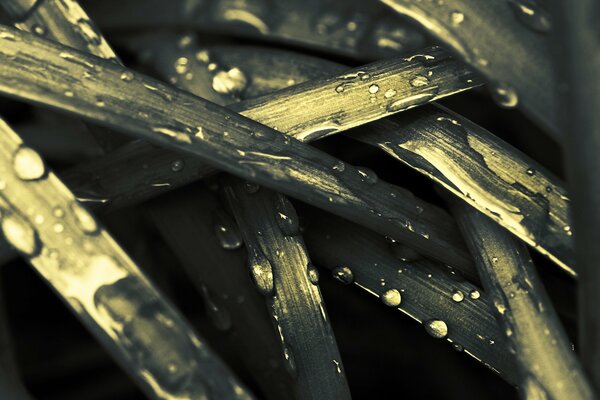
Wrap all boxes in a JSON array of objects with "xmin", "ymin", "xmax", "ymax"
[
  {"xmin": 381, "ymin": 0, "xmax": 559, "ymax": 142},
  {"xmin": 449, "ymin": 199, "xmax": 595, "ymax": 400},
  {"xmin": 299, "ymin": 205, "xmax": 518, "ymax": 384},
  {"xmin": 0, "ymin": 27, "xmax": 475, "ymax": 271},
  {"xmin": 0, "ymin": 117, "xmax": 254, "ymax": 400},
  {"xmin": 221, "ymin": 177, "xmax": 352, "ymax": 400},
  {"xmin": 146, "ymin": 186, "xmax": 295, "ymax": 400}
]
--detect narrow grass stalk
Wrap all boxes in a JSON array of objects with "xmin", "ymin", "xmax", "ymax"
[
  {"xmin": 0, "ymin": 117, "xmax": 253, "ymax": 400},
  {"xmin": 146, "ymin": 187, "xmax": 295, "ymax": 400},
  {"xmin": 82, "ymin": 0, "xmax": 427, "ymax": 60},
  {"xmin": 0, "ymin": 27, "xmax": 475, "ymax": 270},
  {"xmin": 448, "ymin": 199, "xmax": 595, "ymax": 400},
  {"xmin": 299, "ymin": 205, "xmax": 518, "ymax": 385},
  {"xmin": 2, "ymin": 0, "xmax": 129, "ymax": 151},
  {"xmin": 381, "ymin": 0, "xmax": 559, "ymax": 141},
  {"xmin": 551, "ymin": 0, "xmax": 600, "ymax": 389},
  {"xmin": 221, "ymin": 177, "xmax": 352, "ymax": 400}
]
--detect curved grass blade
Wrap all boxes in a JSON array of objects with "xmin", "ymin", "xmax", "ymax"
[
  {"xmin": 0, "ymin": 27, "xmax": 474, "ymax": 270},
  {"xmin": 381, "ymin": 0, "xmax": 559, "ymax": 141},
  {"xmin": 221, "ymin": 177, "xmax": 351, "ymax": 400},
  {"xmin": 552, "ymin": 0, "xmax": 600, "ymax": 388},
  {"xmin": 299, "ymin": 205, "xmax": 518, "ymax": 384},
  {"xmin": 146, "ymin": 187, "xmax": 295, "ymax": 400},
  {"xmin": 0, "ymin": 117, "xmax": 254, "ymax": 400},
  {"xmin": 82, "ymin": 0, "xmax": 428, "ymax": 60},
  {"xmin": 449, "ymin": 199, "xmax": 595, "ymax": 400}
]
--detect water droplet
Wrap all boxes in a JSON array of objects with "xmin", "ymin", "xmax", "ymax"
[
  {"xmin": 170, "ymin": 160, "xmax": 184, "ymax": 172},
  {"xmin": 563, "ymin": 225, "xmax": 572, "ymax": 236},
  {"xmin": 387, "ymin": 92, "xmax": 436, "ymax": 112},
  {"xmin": 174, "ymin": 57, "xmax": 189, "ymax": 75},
  {"xmin": 195, "ymin": 50, "xmax": 210, "ymax": 63},
  {"xmin": 357, "ymin": 167, "xmax": 378, "ymax": 184},
  {"xmin": 332, "ymin": 266, "xmax": 354, "ymax": 285},
  {"xmin": 32, "ymin": 24, "xmax": 46, "ymax": 36},
  {"xmin": 410, "ymin": 75, "xmax": 430, "ymax": 87},
  {"xmin": 495, "ymin": 301, "xmax": 507, "ymax": 315},
  {"xmin": 492, "ymin": 84, "xmax": 519, "ymax": 108},
  {"xmin": 1, "ymin": 212, "xmax": 39, "ymax": 255},
  {"xmin": 526, "ymin": 168, "xmax": 535, "ymax": 176},
  {"xmin": 275, "ymin": 196, "xmax": 299, "ymax": 236},
  {"xmin": 95, "ymin": 98, "xmax": 105, "ymax": 107},
  {"xmin": 381, "ymin": 289, "xmax": 402, "ymax": 307},
  {"xmin": 424, "ymin": 319, "xmax": 448, "ymax": 339},
  {"xmin": 248, "ymin": 248, "xmax": 274, "ymax": 295},
  {"xmin": 307, "ymin": 263, "xmax": 319, "ymax": 285},
  {"xmin": 120, "ymin": 71, "xmax": 134, "ymax": 81},
  {"xmin": 509, "ymin": 1, "xmax": 552, "ymax": 33},
  {"xmin": 53, "ymin": 207, "xmax": 64, "ymax": 218},
  {"xmin": 384, "ymin": 89, "xmax": 397, "ymax": 98},
  {"xmin": 369, "ymin": 84, "xmax": 379, "ymax": 94},
  {"xmin": 53, "ymin": 223, "xmax": 64, "ymax": 233},
  {"xmin": 469, "ymin": 290, "xmax": 481, "ymax": 299},
  {"xmin": 492, "ymin": 256, "xmax": 499, "ymax": 263},
  {"xmin": 212, "ymin": 67, "xmax": 247, "ymax": 95},
  {"xmin": 335, "ymin": 84, "xmax": 345, "ymax": 93},
  {"xmin": 13, "ymin": 146, "xmax": 46, "ymax": 181},
  {"xmin": 212, "ymin": 210, "xmax": 243, "ymax": 250},
  {"xmin": 452, "ymin": 343, "xmax": 464, "ymax": 352},
  {"xmin": 70, "ymin": 201, "xmax": 98, "ymax": 235},
  {"xmin": 450, "ymin": 11, "xmax": 465, "ymax": 26},
  {"xmin": 332, "ymin": 161, "xmax": 346, "ymax": 173},
  {"xmin": 452, "ymin": 290, "xmax": 464, "ymax": 302}
]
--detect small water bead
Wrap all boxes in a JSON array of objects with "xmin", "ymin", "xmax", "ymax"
[
  {"xmin": 509, "ymin": 0, "xmax": 552, "ymax": 34},
  {"xmin": 1, "ymin": 212, "xmax": 39, "ymax": 255},
  {"xmin": 492, "ymin": 84, "xmax": 519, "ymax": 108},
  {"xmin": 357, "ymin": 167, "xmax": 378, "ymax": 184},
  {"xmin": 451, "ymin": 290, "xmax": 464, "ymax": 303},
  {"xmin": 248, "ymin": 249, "xmax": 274, "ymax": 295},
  {"xmin": 492, "ymin": 256, "xmax": 499, "ymax": 263},
  {"xmin": 381, "ymin": 289, "xmax": 402, "ymax": 307},
  {"xmin": 170, "ymin": 160, "xmax": 184, "ymax": 172},
  {"xmin": 424, "ymin": 319, "xmax": 448, "ymax": 339},
  {"xmin": 452, "ymin": 343, "xmax": 464, "ymax": 352},
  {"xmin": 70, "ymin": 202, "xmax": 99, "ymax": 235},
  {"xmin": 275, "ymin": 196, "xmax": 300, "ymax": 236},
  {"xmin": 53, "ymin": 223, "xmax": 64, "ymax": 233},
  {"xmin": 335, "ymin": 84, "xmax": 345, "ymax": 93},
  {"xmin": 384, "ymin": 89, "xmax": 397, "ymax": 98},
  {"xmin": 53, "ymin": 207, "xmax": 64, "ymax": 218},
  {"xmin": 32, "ymin": 24, "xmax": 46, "ymax": 36},
  {"xmin": 120, "ymin": 71, "xmax": 134, "ymax": 81},
  {"xmin": 469, "ymin": 290, "xmax": 481, "ymax": 300},
  {"xmin": 212, "ymin": 67, "xmax": 248, "ymax": 95},
  {"xmin": 563, "ymin": 225, "xmax": 572, "ymax": 236},
  {"xmin": 95, "ymin": 98, "xmax": 105, "ymax": 107},
  {"xmin": 174, "ymin": 57, "xmax": 189, "ymax": 75},
  {"xmin": 332, "ymin": 161, "xmax": 346, "ymax": 173},
  {"xmin": 212, "ymin": 210, "xmax": 243, "ymax": 250},
  {"xmin": 368, "ymin": 84, "xmax": 379, "ymax": 94},
  {"xmin": 64, "ymin": 90, "xmax": 74, "ymax": 98},
  {"xmin": 307, "ymin": 263, "xmax": 320, "ymax": 285},
  {"xmin": 450, "ymin": 11, "xmax": 465, "ymax": 26},
  {"xmin": 13, "ymin": 146, "xmax": 46, "ymax": 181},
  {"xmin": 332, "ymin": 266, "xmax": 354, "ymax": 285},
  {"xmin": 195, "ymin": 50, "xmax": 210, "ymax": 63},
  {"xmin": 410, "ymin": 75, "xmax": 430, "ymax": 87},
  {"xmin": 526, "ymin": 168, "xmax": 535, "ymax": 176}
]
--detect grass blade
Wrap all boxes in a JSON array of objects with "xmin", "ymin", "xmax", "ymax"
[
  {"xmin": 0, "ymin": 27, "xmax": 475, "ymax": 270},
  {"xmin": 299, "ymin": 205, "xmax": 518, "ymax": 384},
  {"xmin": 221, "ymin": 177, "xmax": 351, "ymax": 400},
  {"xmin": 381, "ymin": 0, "xmax": 559, "ymax": 141},
  {"xmin": 0, "ymin": 117, "xmax": 253, "ymax": 399},
  {"xmin": 146, "ymin": 186, "xmax": 295, "ymax": 400},
  {"xmin": 552, "ymin": 0, "xmax": 600, "ymax": 388},
  {"xmin": 448, "ymin": 199, "xmax": 595, "ymax": 400}
]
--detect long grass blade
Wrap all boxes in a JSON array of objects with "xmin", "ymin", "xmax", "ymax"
[
  {"xmin": 381, "ymin": 0, "xmax": 559, "ymax": 141},
  {"xmin": 146, "ymin": 187, "xmax": 295, "ymax": 400},
  {"xmin": 552, "ymin": 0, "xmax": 600, "ymax": 388},
  {"xmin": 221, "ymin": 177, "xmax": 351, "ymax": 399},
  {"xmin": 0, "ymin": 27, "xmax": 475, "ymax": 270},
  {"xmin": 448, "ymin": 199, "xmax": 595, "ymax": 400},
  {"xmin": 299, "ymin": 205, "xmax": 518, "ymax": 384},
  {"xmin": 0, "ymin": 117, "xmax": 253, "ymax": 399}
]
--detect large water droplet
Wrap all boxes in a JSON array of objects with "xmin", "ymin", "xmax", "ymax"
[
  {"xmin": 332, "ymin": 266, "xmax": 354, "ymax": 285},
  {"xmin": 381, "ymin": 289, "xmax": 402, "ymax": 307},
  {"xmin": 13, "ymin": 146, "xmax": 46, "ymax": 181},
  {"xmin": 451, "ymin": 290, "xmax": 465, "ymax": 303},
  {"xmin": 469, "ymin": 290, "xmax": 481, "ymax": 299},
  {"xmin": 275, "ymin": 196, "xmax": 299, "ymax": 236},
  {"xmin": 1, "ymin": 212, "xmax": 39, "ymax": 255},
  {"xmin": 212, "ymin": 210, "xmax": 243, "ymax": 250},
  {"xmin": 248, "ymin": 248, "xmax": 274, "ymax": 295},
  {"xmin": 424, "ymin": 319, "xmax": 448, "ymax": 339},
  {"xmin": 70, "ymin": 201, "xmax": 99, "ymax": 235},
  {"xmin": 212, "ymin": 67, "xmax": 248, "ymax": 95},
  {"xmin": 368, "ymin": 84, "xmax": 379, "ymax": 94},
  {"xmin": 492, "ymin": 84, "xmax": 519, "ymax": 108}
]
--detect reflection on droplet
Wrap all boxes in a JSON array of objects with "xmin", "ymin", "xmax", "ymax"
[
  {"xmin": 332, "ymin": 266, "xmax": 354, "ymax": 285},
  {"xmin": 248, "ymin": 248, "xmax": 274, "ymax": 295},
  {"xmin": 452, "ymin": 290, "xmax": 464, "ymax": 302},
  {"xmin": 469, "ymin": 290, "xmax": 481, "ymax": 299},
  {"xmin": 424, "ymin": 319, "xmax": 448, "ymax": 339},
  {"xmin": 307, "ymin": 263, "xmax": 319, "ymax": 285},
  {"xmin": 1, "ymin": 212, "xmax": 39, "ymax": 255},
  {"xmin": 381, "ymin": 289, "xmax": 402, "ymax": 307},
  {"xmin": 492, "ymin": 84, "xmax": 519, "ymax": 108},
  {"xmin": 212, "ymin": 210, "xmax": 243, "ymax": 250},
  {"xmin": 369, "ymin": 84, "xmax": 379, "ymax": 94},
  {"xmin": 13, "ymin": 146, "xmax": 46, "ymax": 181}
]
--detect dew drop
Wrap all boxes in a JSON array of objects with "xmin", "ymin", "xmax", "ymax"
[
  {"xmin": 509, "ymin": 0, "xmax": 552, "ymax": 34},
  {"xmin": 174, "ymin": 57, "xmax": 189, "ymax": 75},
  {"xmin": 384, "ymin": 89, "xmax": 397, "ymax": 98},
  {"xmin": 307, "ymin": 263, "xmax": 320, "ymax": 285},
  {"xmin": 212, "ymin": 210, "xmax": 243, "ymax": 250},
  {"xmin": 1, "ymin": 212, "xmax": 39, "ymax": 255},
  {"xmin": 335, "ymin": 85, "xmax": 345, "ymax": 93},
  {"xmin": 424, "ymin": 319, "xmax": 448, "ymax": 339},
  {"xmin": 368, "ymin": 84, "xmax": 379, "ymax": 94},
  {"xmin": 64, "ymin": 90, "xmax": 74, "ymax": 98},
  {"xmin": 13, "ymin": 146, "xmax": 46, "ymax": 181},
  {"xmin": 357, "ymin": 167, "xmax": 378, "ymax": 184},
  {"xmin": 70, "ymin": 201, "xmax": 99, "ymax": 235},
  {"xmin": 332, "ymin": 266, "xmax": 354, "ymax": 285},
  {"xmin": 248, "ymin": 248, "xmax": 274, "ymax": 295},
  {"xmin": 212, "ymin": 67, "xmax": 248, "ymax": 95},
  {"xmin": 275, "ymin": 196, "xmax": 299, "ymax": 236},
  {"xmin": 170, "ymin": 160, "xmax": 184, "ymax": 172},
  {"xmin": 332, "ymin": 161, "xmax": 346, "ymax": 173},
  {"xmin": 410, "ymin": 75, "xmax": 430, "ymax": 87},
  {"xmin": 195, "ymin": 50, "xmax": 210, "ymax": 63},
  {"xmin": 451, "ymin": 290, "xmax": 464, "ymax": 302},
  {"xmin": 492, "ymin": 84, "xmax": 519, "ymax": 108},
  {"xmin": 120, "ymin": 71, "xmax": 134, "ymax": 81},
  {"xmin": 469, "ymin": 290, "xmax": 481, "ymax": 299},
  {"xmin": 32, "ymin": 24, "xmax": 46, "ymax": 36},
  {"xmin": 450, "ymin": 11, "xmax": 465, "ymax": 26},
  {"xmin": 381, "ymin": 289, "xmax": 402, "ymax": 307}
]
